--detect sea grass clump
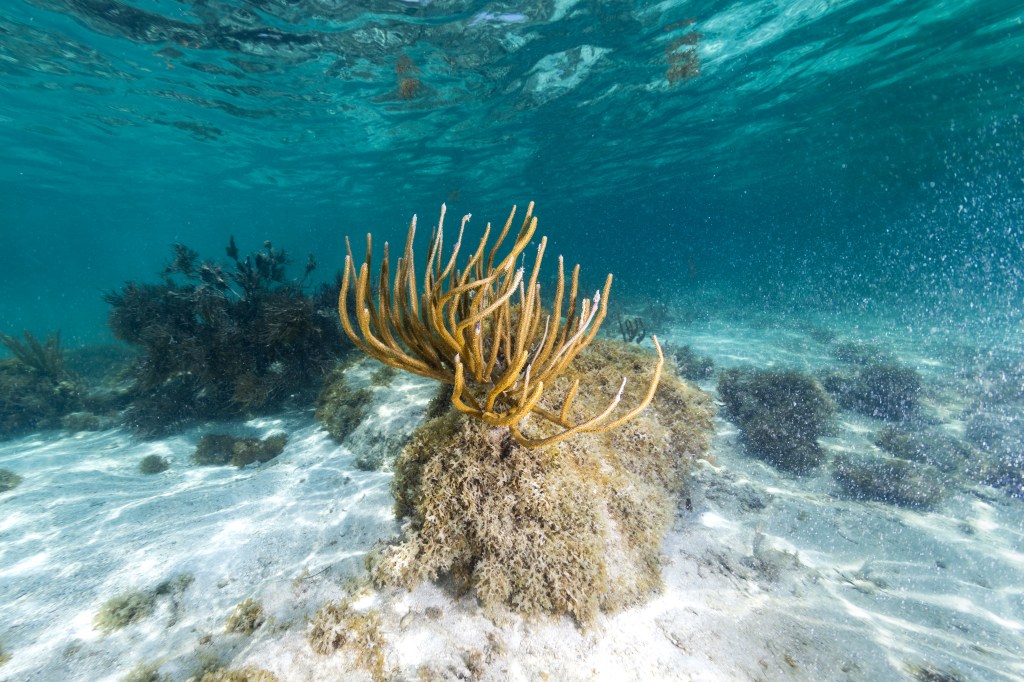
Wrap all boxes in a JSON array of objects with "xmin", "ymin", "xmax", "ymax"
[
  {"xmin": 376, "ymin": 340, "xmax": 713, "ymax": 625},
  {"xmin": 94, "ymin": 590, "xmax": 157, "ymax": 633},
  {"xmin": 833, "ymin": 455, "xmax": 944, "ymax": 509},
  {"xmin": 94, "ymin": 574, "xmax": 193, "ymax": 637},
  {"xmin": 105, "ymin": 239, "xmax": 348, "ymax": 437},
  {"xmin": 718, "ymin": 368, "xmax": 835, "ymax": 472},
  {"xmin": 0, "ymin": 331, "xmax": 85, "ymax": 439},
  {"xmin": 825, "ymin": 361, "xmax": 923, "ymax": 421}
]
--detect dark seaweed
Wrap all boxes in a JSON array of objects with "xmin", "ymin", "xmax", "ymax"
[
  {"xmin": 718, "ymin": 368, "xmax": 835, "ymax": 472},
  {"xmin": 0, "ymin": 331, "xmax": 85, "ymax": 439},
  {"xmin": 823, "ymin": 362, "xmax": 923, "ymax": 421},
  {"xmin": 105, "ymin": 239, "xmax": 348, "ymax": 436}
]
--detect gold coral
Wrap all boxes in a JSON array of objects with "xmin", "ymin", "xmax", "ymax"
[{"xmin": 338, "ymin": 202, "xmax": 662, "ymax": 448}]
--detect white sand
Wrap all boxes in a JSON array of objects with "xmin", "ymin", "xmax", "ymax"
[{"xmin": 1, "ymin": 323, "xmax": 1023, "ymax": 681}]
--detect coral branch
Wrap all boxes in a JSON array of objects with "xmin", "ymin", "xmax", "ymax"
[{"xmin": 338, "ymin": 203, "xmax": 661, "ymax": 447}]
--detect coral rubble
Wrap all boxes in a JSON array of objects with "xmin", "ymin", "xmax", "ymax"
[{"xmin": 308, "ymin": 599, "xmax": 389, "ymax": 681}]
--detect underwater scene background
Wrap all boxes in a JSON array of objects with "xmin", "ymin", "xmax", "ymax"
[
  {"xmin": 2, "ymin": 1, "xmax": 1024, "ymax": 681},
  {"xmin": 2, "ymin": 0, "xmax": 1021, "ymax": 342}
]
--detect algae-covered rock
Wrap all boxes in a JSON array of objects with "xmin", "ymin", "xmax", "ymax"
[
  {"xmin": 314, "ymin": 367, "xmax": 373, "ymax": 442},
  {"xmin": 193, "ymin": 433, "xmax": 287, "ymax": 467},
  {"xmin": 315, "ymin": 361, "xmax": 429, "ymax": 471},
  {"xmin": 831, "ymin": 340, "xmax": 889, "ymax": 366},
  {"xmin": 138, "ymin": 454, "xmax": 170, "ymax": 475},
  {"xmin": 873, "ymin": 426, "xmax": 975, "ymax": 474},
  {"xmin": 375, "ymin": 340, "xmax": 714, "ymax": 625},
  {"xmin": 666, "ymin": 343, "xmax": 715, "ymax": 381},
  {"xmin": 966, "ymin": 408, "xmax": 1024, "ymax": 497},
  {"xmin": 61, "ymin": 411, "xmax": 104, "ymax": 432}
]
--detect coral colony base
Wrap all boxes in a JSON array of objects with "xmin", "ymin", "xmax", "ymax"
[{"xmin": 374, "ymin": 340, "xmax": 713, "ymax": 625}]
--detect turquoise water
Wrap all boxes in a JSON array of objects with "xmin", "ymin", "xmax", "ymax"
[{"xmin": 2, "ymin": 0, "xmax": 1021, "ymax": 344}]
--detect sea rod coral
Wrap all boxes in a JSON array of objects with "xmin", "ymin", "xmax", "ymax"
[{"xmin": 338, "ymin": 202, "xmax": 662, "ymax": 446}]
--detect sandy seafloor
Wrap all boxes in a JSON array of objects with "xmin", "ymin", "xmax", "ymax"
[{"xmin": 1, "ymin": 309, "xmax": 1023, "ymax": 682}]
